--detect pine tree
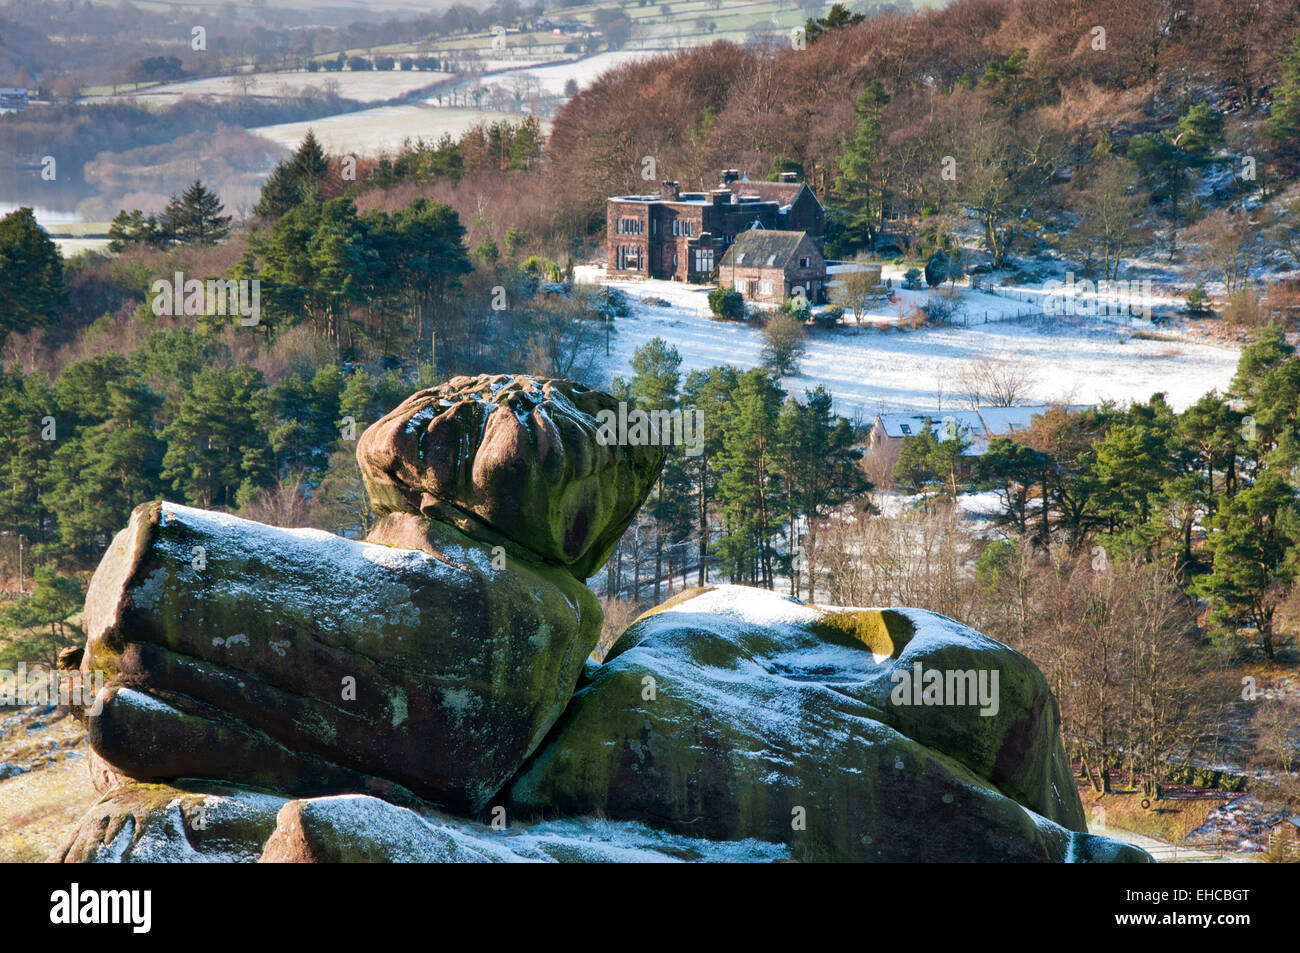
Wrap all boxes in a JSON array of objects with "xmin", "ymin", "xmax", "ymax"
[
  {"xmin": 628, "ymin": 338, "xmax": 692, "ymax": 603},
  {"xmin": 0, "ymin": 566, "xmax": 84, "ymax": 659},
  {"xmin": 773, "ymin": 387, "xmax": 863, "ymax": 598},
  {"xmin": 0, "ymin": 207, "xmax": 64, "ymax": 344},
  {"xmin": 716, "ymin": 369, "xmax": 785, "ymax": 587},
  {"xmin": 508, "ymin": 116, "xmax": 543, "ymax": 171},
  {"xmin": 681, "ymin": 365, "xmax": 739, "ymax": 586},
  {"xmin": 162, "ymin": 180, "xmax": 231, "ymax": 245},
  {"xmin": 1195, "ymin": 472, "xmax": 1299, "ymax": 660},
  {"xmin": 161, "ymin": 366, "xmax": 275, "ymax": 509},
  {"xmin": 107, "ymin": 208, "xmax": 164, "ymax": 252},
  {"xmin": 255, "ymin": 130, "xmax": 328, "ymax": 220},
  {"xmin": 41, "ymin": 356, "xmax": 165, "ymax": 559},
  {"xmin": 1269, "ymin": 33, "xmax": 1300, "ymax": 146},
  {"xmin": 1127, "ymin": 104, "xmax": 1222, "ymax": 256},
  {"xmin": 833, "ymin": 81, "xmax": 889, "ymax": 252},
  {"xmin": 0, "ymin": 366, "xmax": 59, "ymax": 548}
]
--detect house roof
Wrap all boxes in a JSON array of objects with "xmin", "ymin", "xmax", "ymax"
[
  {"xmin": 719, "ymin": 230, "xmax": 812, "ymax": 270},
  {"xmin": 874, "ymin": 406, "xmax": 1087, "ymax": 455},
  {"xmin": 724, "ymin": 180, "xmax": 820, "ymax": 210}
]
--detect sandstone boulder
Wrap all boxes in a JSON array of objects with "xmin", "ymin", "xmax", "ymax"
[
  {"xmin": 356, "ymin": 374, "xmax": 665, "ymax": 580},
  {"xmin": 51, "ymin": 781, "xmax": 287, "ymax": 863},
  {"xmin": 80, "ymin": 501, "xmax": 601, "ymax": 813},
  {"xmin": 502, "ymin": 585, "xmax": 1150, "ymax": 863},
  {"xmin": 52, "ymin": 785, "xmax": 791, "ymax": 863},
  {"xmin": 258, "ymin": 793, "xmax": 789, "ymax": 863}
]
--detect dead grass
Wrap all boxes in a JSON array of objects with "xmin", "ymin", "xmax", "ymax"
[
  {"xmin": 0, "ymin": 716, "xmax": 99, "ymax": 862},
  {"xmin": 1079, "ymin": 785, "xmax": 1225, "ymax": 845}
]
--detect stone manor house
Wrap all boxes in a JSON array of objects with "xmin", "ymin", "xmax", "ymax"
[{"xmin": 606, "ymin": 169, "xmax": 827, "ymax": 302}]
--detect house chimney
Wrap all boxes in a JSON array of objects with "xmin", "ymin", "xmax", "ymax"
[
  {"xmin": 661, "ymin": 180, "xmax": 680, "ymax": 201},
  {"xmin": 721, "ymin": 169, "xmax": 740, "ymax": 186},
  {"xmin": 711, "ymin": 188, "xmax": 732, "ymax": 205},
  {"xmin": 778, "ymin": 171, "xmax": 799, "ymax": 183}
]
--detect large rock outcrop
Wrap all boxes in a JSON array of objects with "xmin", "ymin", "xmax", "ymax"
[
  {"xmin": 77, "ymin": 375, "xmax": 664, "ymax": 813},
  {"xmin": 502, "ymin": 585, "xmax": 1147, "ymax": 863},
  {"xmin": 80, "ymin": 502, "xmax": 603, "ymax": 812},
  {"xmin": 57, "ymin": 374, "xmax": 1150, "ymax": 863},
  {"xmin": 357, "ymin": 374, "xmax": 664, "ymax": 580}
]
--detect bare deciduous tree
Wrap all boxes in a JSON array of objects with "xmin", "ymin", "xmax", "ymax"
[{"xmin": 957, "ymin": 358, "xmax": 1037, "ymax": 408}]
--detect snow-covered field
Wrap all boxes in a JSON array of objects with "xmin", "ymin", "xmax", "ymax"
[
  {"xmin": 577, "ymin": 266, "xmax": 1241, "ymax": 422},
  {"xmin": 250, "ymin": 106, "xmax": 540, "ymax": 155},
  {"xmin": 458, "ymin": 51, "xmax": 657, "ymax": 99},
  {"xmin": 87, "ymin": 69, "xmax": 450, "ymax": 106}
]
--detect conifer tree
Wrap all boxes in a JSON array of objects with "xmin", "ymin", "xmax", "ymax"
[{"xmin": 162, "ymin": 180, "xmax": 231, "ymax": 245}]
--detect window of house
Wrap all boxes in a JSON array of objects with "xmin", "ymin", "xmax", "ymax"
[
  {"xmin": 758, "ymin": 280, "xmax": 773, "ymax": 295},
  {"xmin": 899, "ymin": 424, "xmax": 912, "ymax": 435},
  {"xmin": 694, "ymin": 248, "xmax": 714, "ymax": 272},
  {"xmin": 735, "ymin": 252, "xmax": 745, "ymax": 264},
  {"xmin": 617, "ymin": 246, "xmax": 642, "ymax": 270},
  {"xmin": 799, "ymin": 256, "xmax": 811, "ymax": 268}
]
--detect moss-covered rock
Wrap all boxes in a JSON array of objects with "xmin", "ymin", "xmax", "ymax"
[
  {"xmin": 356, "ymin": 374, "xmax": 665, "ymax": 580},
  {"xmin": 502, "ymin": 585, "xmax": 1149, "ymax": 863},
  {"xmin": 80, "ymin": 501, "xmax": 601, "ymax": 813},
  {"xmin": 51, "ymin": 781, "xmax": 287, "ymax": 863}
]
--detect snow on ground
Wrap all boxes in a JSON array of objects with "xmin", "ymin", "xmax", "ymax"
[
  {"xmin": 91, "ymin": 69, "xmax": 451, "ymax": 106},
  {"xmin": 576, "ymin": 266, "xmax": 1240, "ymax": 422},
  {"xmin": 249, "ymin": 106, "xmax": 541, "ymax": 155},
  {"xmin": 53, "ymin": 237, "xmax": 110, "ymax": 257},
  {"xmin": 475, "ymin": 51, "xmax": 657, "ymax": 97}
]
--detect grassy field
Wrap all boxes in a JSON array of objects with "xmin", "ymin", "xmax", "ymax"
[{"xmin": 1080, "ymin": 787, "xmax": 1226, "ymax": 845}]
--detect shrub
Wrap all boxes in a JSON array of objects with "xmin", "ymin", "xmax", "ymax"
[
  {"xmin": 815, "ymin": 305, "xmax": 844, "ymax": 328},
  {"xmin": 1224, "ymin": 289, "xmax": 1267, "ymax": 328},
  {"xmin": 593, "ymin": 286, "xmax": 630, "ymax": 319},
  {"xmin": 922, "ymin": 291, "xmax": 962, "ymax": 324},
  {"xmin": 761, "ymin": 311, "xmax": 806, "ymax": 376},
  {"xmin": 708, "ymin": 286, "xmax": 745, "ymax": 320},
  {"xmin": 924, "ymin": 251, "xmax": 949, "ymax": 287},
  {"xmin": 1185, "ymin": 280, "xmax": 1211, "ymax": 315},
  {"xmin": 779, "ymin": 294, "xmax": 812, "ymax": 322},
  {"xmin": 902, "ymin": 268, "xmax": 923, "ymax": 290}
]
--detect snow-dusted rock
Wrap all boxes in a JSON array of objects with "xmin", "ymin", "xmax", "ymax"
[
  {"xmin": 356, "ymin": 374, "xmax": 665, "ymax": 580},
  {"xmin": 258, "ymin": 793, "xmax": 789, "ymax": 863},
  {"xmin": 503, "ymin": 585, "xmax": 1150, "ymax": 863},
  {"xmin": 55, "ymin": 784, "xmax": 790, "ymax": 863},
  {"xmin": 79, "ymin": 500, "xmax": 602, "ymax": 813},
  {"xmin": 52, "ymin": 782, "xmax": 288, "ymax": 863}
]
